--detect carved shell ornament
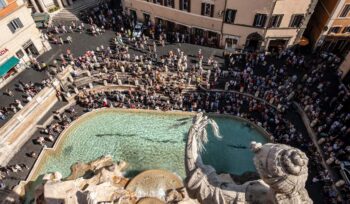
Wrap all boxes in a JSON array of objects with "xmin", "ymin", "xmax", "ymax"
[{"xmin": 251, "ymin": 142, "xmax": 309, "ymax": 194}]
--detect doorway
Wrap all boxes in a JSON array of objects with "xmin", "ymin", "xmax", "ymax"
[
  {"xmin": 268, "ymin": 39, "xmax": 288, "ymax": 52},
  {"xmin": 245, "ymin": 32, "xmax": 263, "ymax": 52},
  {"xmin": 23, "ymin": 40, "xmax": 39, "ymax": 57}
]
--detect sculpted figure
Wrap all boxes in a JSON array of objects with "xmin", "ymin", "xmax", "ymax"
[{"xmin": 185, "ymin": 113, "xmax": 312, "ymax": 204}]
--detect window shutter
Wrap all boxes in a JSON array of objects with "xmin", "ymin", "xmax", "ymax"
[
  {"xmin": 180, "ymin": 0, "xmax": 183, "ymax": 10},
  {"xmin": 253, "ymin": 14, "xmax": 258, "ymax": 26},
  {"xmin": 188, "ymin": 0, "xmax": 191, "ymax": 12},
  {"xmin": 268, "ymin": 16, "xmax": 274, "ymax": 27},
  {"xmin": 164, "ymin": 0, "xmax": 167, "ymax": 6},
  {"xmin": 172, "ymin": 0, "xmax": 174, "ymax": 8},
  {"xmin": 210, "ymin": 5, "xmax": 214, "ymax": 17},
  {"xmin": 232, "ymin": 10, "xmax": 236, "ymax": 24},
  {"xmin": 15, "ymin": 18, "xmax": 23, "ymax": 28},
  {"xmin": 201, "ymin": 3, "xmax": 205, "ymax": 15},
  {"xmin": 261, "ymin": 15, "xmax": 267, "ymax": 27},
  {"xmin": 277, "ymin": 15, "xmax": 282, "ymax": 27},
  {"xmin": 7, "ymin": 23, "xmax": 15, "ymax": 33}
]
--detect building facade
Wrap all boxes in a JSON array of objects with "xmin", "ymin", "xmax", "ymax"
[
  {"xmin": 122, "ymin": 0, "xmax": 317, "ymax": 51},
  {"xmin": 305, "ymin": 0, "xmax": 350, "ymax": 56},
  {"xmin": 0, "ymin": 0, "xmax": 50, "ymax": 85},
  {"xmin": 26, "ymin": 0, "xmax": 74, "ymax": 13}
]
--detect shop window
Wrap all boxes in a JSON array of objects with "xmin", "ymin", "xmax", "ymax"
[
  {"xmin": 329, "ymin": 26, "xmax": 341, "ymax": 34},
  {"xmin": 201, "ymin": 3, "xmax": 214, "ymax": 17},
  {"xmin": 289, "ymin": 14, "xmax": 303, "ymax": 28},
  {"xmin": 0, "ymin": 0, "xmax": 6, "ymax": 8},
  {"xmin": 269, "ymin": 15, "xmax": 283, "ymax": 28},
  {"xmin": 193, "ymin": 28, "xmax": 204, "ymax": 36},
  {"xmin": 253, "ymin": 14, "xmax": 267, "ymax": 27},
  {"xmin": 7, "ymin": 18, "xmax": 24, "ymax": 33},
  {"xmin": 224, "ymin": 9, "xmax": 236, "ymax": 24},
  {"xmin": 164, "ymin": 0, "xmax": 174, "ymax": 8},
  {"xmin": 342, "ymin": 26, "xmax": 350, "ymax": 33},
  {"xmin": 180, "ymin": 0, "xmax": 190, "ymax": 12},
  {"xmin": 340, "ymin": 4, "xmax": 350, "ymax": 17},
  {"xmin": 16, "ymin": 50, "xmax": 25, "ymax": 59}
]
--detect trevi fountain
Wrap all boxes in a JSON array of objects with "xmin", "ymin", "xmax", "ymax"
[{"xmin": 7, "ymin": 111, "xmax": 312, "ymax": 204}]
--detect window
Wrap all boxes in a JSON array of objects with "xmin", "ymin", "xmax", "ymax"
[
  {"xmin": 0, "ymin": 0, "xmax": 6, "ymax": 8},
  {"xmin": 143, "ymin": 13, "xmax": 150, "ymax": 24},
  {"xmin": 253, "ymin": 14, "xmax": 267, "ymax": 27},
  {"xmin": 343, "ymin": 26, "xmax": 350, "ymax": 33},
  {"xmin": 289, "ymin": 15, "xmax": 303, "ymax": 28},
  {"xmin": 224, "ymin": 9, "xmax": 237, "ymax": 24},
  {"xmin": 269, "ymin": 15, "xmax": 283, "ymax": 28},
  {"xmin": 164, "ymin": 0, "xmax": 174, "ymax": 8},
  {"xmin": 201, "ymin": 3, "xmax": 214, "ymax": 17},
  {"xmin": 154, "ymin": 0, "xmax": 163, "ymax": 5},
  {"xmin": 340, "ymin": 4, "xmax": 350, "ymax": 17},
  {"xmin": 180, "ymin": 0, "xmax": 190, "ymax": 12},
  {"xmin": 329, "ymin": 26, "xmax": 341, "ymax": 33},
  {"xmin": 7, "ymin": 18, "xmax": 24, "ymax": 33},
  {"xmin": 225, "ymin": 38, "xmax": 238, "ymax": 49}
]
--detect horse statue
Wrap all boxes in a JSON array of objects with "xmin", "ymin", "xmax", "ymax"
[{"xmin": 185, "ymin": 113, "xmax": 312, "ymax": 204}]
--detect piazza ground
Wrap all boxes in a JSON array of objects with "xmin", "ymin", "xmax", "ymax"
[{"xmin": 0, "ymin": 21, "xmax": 337, "ymax": 204}]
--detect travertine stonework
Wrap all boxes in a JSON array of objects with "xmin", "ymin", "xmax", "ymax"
[{"xmin": 185, "ymin": 113, "xmax": 312, "ymax": 204}]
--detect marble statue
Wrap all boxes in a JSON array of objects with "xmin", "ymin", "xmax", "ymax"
[
  {"xmin": 185, "ymin": 113, "xmax": 312, "ymax": 204},
  {"xmin": 33, "ymin": 156, "xmax": 194, "ymax": 204}
]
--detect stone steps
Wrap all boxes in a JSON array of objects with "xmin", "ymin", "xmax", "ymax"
[{"xmin": 52, "ymin": 0, "xmax": 103, "ymax": 22}]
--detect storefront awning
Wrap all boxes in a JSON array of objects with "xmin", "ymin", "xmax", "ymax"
[
  {"xmin": 0, "ymin": 57, "xmax": 20, "ymax": 77},
  {"xmin": 32, "ymin": 13, "xmax": 50, "ymax": 22}
]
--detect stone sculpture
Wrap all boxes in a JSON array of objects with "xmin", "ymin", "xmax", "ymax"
[
  {"xmin": 33, "ymin": 156, "xmax": 195, "ymax": 204},
  {"xmin": 185, "ymin": 113, "xmax": 312, "ymax": 204}
]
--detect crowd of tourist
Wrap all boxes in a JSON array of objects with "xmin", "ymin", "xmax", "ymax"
[
  {"xmin": 0, "ymin": 78, "xmax": 51, "ymax": 123},
  {"xmin": 0, "ymin": 1, "xmax": 349, "ymax": 203}
]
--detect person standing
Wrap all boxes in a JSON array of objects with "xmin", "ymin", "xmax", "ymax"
[
  {"xmin": 59, "ymin": 37, "xmax": 64, "ymax": 45},
  {"xmin": 66, "ymin": 36, "xmax": 72, "ymax": 44}
]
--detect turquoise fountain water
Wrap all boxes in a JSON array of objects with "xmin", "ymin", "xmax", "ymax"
[{"xmin": 36, "ymin": 110, "xmax": 267, "ymax": 179}]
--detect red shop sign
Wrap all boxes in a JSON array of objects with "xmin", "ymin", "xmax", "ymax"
[{"xmin": 0, "ymin": 48, "xmax": 9, "ymax": 56}]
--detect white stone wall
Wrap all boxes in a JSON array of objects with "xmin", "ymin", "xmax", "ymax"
[{"xmin": 0, "ymin": 6, "xmax": 45, "ymax": 64}]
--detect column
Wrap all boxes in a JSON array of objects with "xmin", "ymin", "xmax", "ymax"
[
  {"xmin": 29, "ymin": 0, "xmax": 40, "ymax": 13},
  {"xmin": 57, "ymin": 0, "xmax": 64, "ymax": 9},
  {"xmin": 37, "ymin": 0, "xmax": 48, "ymax": 12}
]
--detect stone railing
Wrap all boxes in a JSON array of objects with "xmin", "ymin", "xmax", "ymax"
[
  {"xmin": 198, "ymin": 85, "xmax": 278, "ymax": 109},
  {"xmin": 293, "ymin": 102, "xmax": 344, "ymax": 202},
  {"xmin": 0, "ymin": 66, "xmax": 73, "ymax": 165}
]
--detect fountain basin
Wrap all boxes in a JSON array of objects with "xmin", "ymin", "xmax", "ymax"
[{"xmin": 33, "ymin": 109, "xmax": 268, "ymax": 180}]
